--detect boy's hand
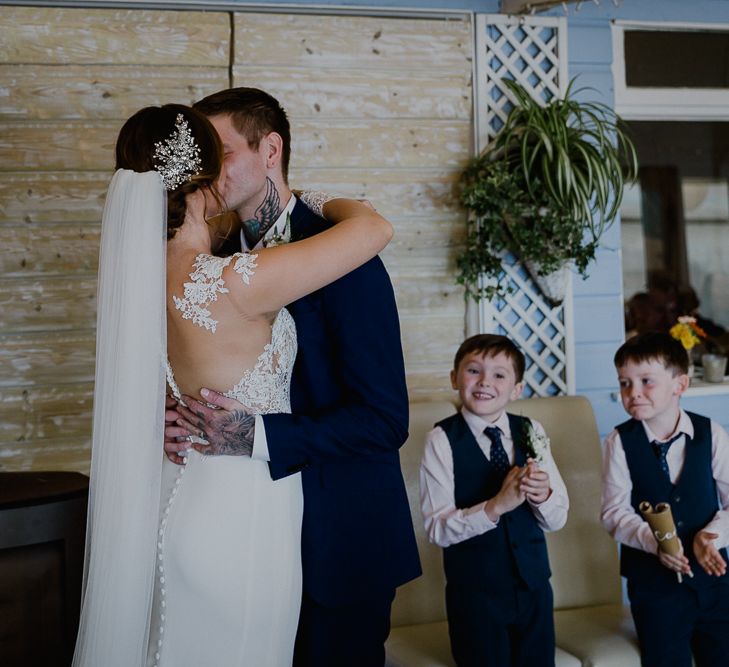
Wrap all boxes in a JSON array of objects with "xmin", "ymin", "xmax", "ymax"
[
  {"xmin": 657, "ymin": 541, "xmax": 693, "ymax": 577},
  {"xmin": 485, "ymin": 467, "xmax": 526, "ymax": 522},
  {"xmin": 520, "ymin": 459, "xmax": 552, "ymax": 504},
  {"xmin": 693, "ymin": 531, "xmax": 727, "ymax": 577}
]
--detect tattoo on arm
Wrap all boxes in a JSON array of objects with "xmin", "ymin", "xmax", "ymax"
[{"xmin": 241, "ymin": 177, "xmax": 282, "ymax": 247}]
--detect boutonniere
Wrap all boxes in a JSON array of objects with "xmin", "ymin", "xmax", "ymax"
[
  {"xmin": 523, "ymin": 421, "xmax": 549, "ymax": 466},
  {"xmin": 264, "ymin": 212, "xmax": 292, "ymax": 248}
]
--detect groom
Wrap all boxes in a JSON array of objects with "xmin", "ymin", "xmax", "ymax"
[{"xmin": 164, "ymin": 87, "xmax": 421, "ymax": 666}]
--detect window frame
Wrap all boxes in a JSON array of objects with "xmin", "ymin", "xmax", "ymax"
[
  {"xmin": 612, "ymin": 20, "xmax": 729, "ymax": 122},
  {"xmin": 613, "ymin": 20, "xmax": 729, "ymax": 391}
]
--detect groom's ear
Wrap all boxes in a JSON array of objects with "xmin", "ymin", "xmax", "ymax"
[{"xmin": 263, "ymin": 132, "xmax": 284, "ymax": 170}]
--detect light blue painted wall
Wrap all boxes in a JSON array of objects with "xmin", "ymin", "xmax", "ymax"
[{"xmin": 546, "ymin": 0, "xmax": 729, "ymax": 436}]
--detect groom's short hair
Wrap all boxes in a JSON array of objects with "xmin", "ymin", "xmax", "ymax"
[{"xmin": 194, "ymin": 87, "xmax": 291, "ymax": 181}]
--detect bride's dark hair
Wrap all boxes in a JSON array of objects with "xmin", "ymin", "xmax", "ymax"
[{"xmin": 115, "ymin": 104, "xmax": 225, "ymax": 239}]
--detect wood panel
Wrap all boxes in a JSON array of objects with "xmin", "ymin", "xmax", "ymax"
[
  {"xmin": 0, "ymin": 436, "xmax": 91, "ymax": 473},
  {"xmin": 286, "ymin": 167, "xmax": 463, "ymax": 216},
  {"xmin": 234, "ymin": 13, "xmax": 472, "ymax": 70},
  {"xmin": 0, "ymin": 6, "xmax": 473, "ymax": 472},
  {"xmin": 0, "ymin": 276, "xmax": 97, "ymax": 333},
  {"xmin": 405, "ymin": 369, "xmax": 460, "ymax": 402},
  {"xmin": 0, "ymin": 218, "xmax": 461, "ymax": 279},
  {"xmin": 0, "ymin": 65, "xmax": 230, "ymax": 120},
  {"xmin": 0, "ymin": 122, "xmax": 118, "ymax": 171},
  {"xmin": 0, "ymin": 7, "xmax": 230, "ymax": 66},
  {"xmin": 0, "ymin": 223, "xmax": 100, "ymax": 276},
  {"xmin": 390, "ymin": 274, "xmax": 464, "ymax": 314},
  {"xmin": 0, "ymin": 384, "xmax": 93, "ymax": 444},
  {"xmin": 233, "ymin": 11, "xmax": 473, "ymax": 413},
  {"xmin": 232, "ymin": 67, "xmax": 472, "ymax": 120},
  {"xmin": 0, "ymin": 168, "xmax": 460, "ymax": 223},
  {"xmin": 0, "ymin": 332, "xmax": 95, "ymax": 388},
  {"xmin": 291, "ymin": 119, "xmax": 470, "ymax": 169},
  {"xmin": 0, "ymin": 172, "xmax": 109, "ymax": 223},
  {"xmin": 1, "ymin": 120, "xmax": 470, "ymax": 171},
  {"xmin": 0, "ymin": 5, "xmax": 234, "ymax": 472}
]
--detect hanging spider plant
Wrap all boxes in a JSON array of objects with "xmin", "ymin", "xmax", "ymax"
[{"xmin": 457, "ymin": 78, "xmax": 638, "ymax": 304}]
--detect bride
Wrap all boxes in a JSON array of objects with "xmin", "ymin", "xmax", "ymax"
[{"xmin": 72, "ymin": 104, "xmax": 393, "ymax": 667}]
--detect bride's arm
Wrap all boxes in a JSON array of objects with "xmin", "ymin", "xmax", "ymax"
[{"xmin": 222, "ymin": 198, "xmax": 392, "ymax": 315}]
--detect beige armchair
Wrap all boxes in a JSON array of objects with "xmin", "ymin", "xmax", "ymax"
[{"xmin": 386, "ymin": 396, "xmax": 641, "ymax": 667}]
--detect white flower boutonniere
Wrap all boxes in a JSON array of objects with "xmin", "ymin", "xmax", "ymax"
[
  {"xmin": 524, "ymin": 421, "xmax": 549, "ymax": 466},
  {"xmin": 264, "ymin": 212, "xmax": 292, "ymax": 248}
]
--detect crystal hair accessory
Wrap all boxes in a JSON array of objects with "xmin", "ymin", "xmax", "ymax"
[{"xmin": 153, "ymin": 113, "xmax": 203, "ymax": 191}]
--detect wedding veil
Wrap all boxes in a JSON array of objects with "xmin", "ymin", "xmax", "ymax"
[{"xmin": 73, "ymin": 169, "xmax": 167, "ymax": 667}]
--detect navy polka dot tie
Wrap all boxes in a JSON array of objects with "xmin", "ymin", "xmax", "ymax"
[
  {"xmin": 484, "ymin": 426, "xmax": 510, "ymax": 475},
  {"xmin": 652, "ymin": 433, "xmax": 682, "ymax": 481}
]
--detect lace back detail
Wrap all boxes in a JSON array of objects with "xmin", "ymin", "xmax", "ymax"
[
  {"xmin": 172, "ymin": 252, "xmax": 258, "ymax": 333},
  {"xmin": 165, "ymin": 309, "xmax": 296, "ymax": 416},
  {"xmin": 166, "ymin": 360, "xmax": 182, "ymax": 400},
  {"xmin": 225, "ymin": 309, "xmax": 296, "ymax": 414}
]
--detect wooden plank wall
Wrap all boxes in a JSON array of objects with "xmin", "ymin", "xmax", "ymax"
[
  {"xmin": 233, "ymin": 13, "xmax": 473, "ymax": 399},
  {"xmin": 0, "ymin": 6, "xmax": 471, "ymax": 473},
  {"xmin": 0, "ymin": 7, "xmax": 230, "ymax": 472}
]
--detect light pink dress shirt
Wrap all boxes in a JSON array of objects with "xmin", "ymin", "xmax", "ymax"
[
  {"xmin": 601, "ymin": 408, "xmax": 729, "ymax": 554},
  {"xmin": 419, "ymin": 407, "xmax": 569, "ymax": 549}
]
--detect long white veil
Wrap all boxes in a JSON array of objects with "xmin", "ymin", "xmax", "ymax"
[{"xmin": 73, "ymin": 169, "xmax": 167, "ymax": 667}]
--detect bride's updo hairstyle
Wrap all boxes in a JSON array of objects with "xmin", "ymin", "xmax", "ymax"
[{"xmin": 115, "ymin": 104, "xmax": 224, "ymax": 239}]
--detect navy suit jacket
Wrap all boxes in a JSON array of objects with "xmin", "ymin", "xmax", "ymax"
[{"xmin": 261, "ymin": 199, "xmax": 421, "ymax": 607}]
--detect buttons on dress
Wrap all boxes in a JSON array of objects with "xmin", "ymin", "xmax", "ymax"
[{"xmin": 152, "ymin": 456, "xmax": 186, "ymax": 665}]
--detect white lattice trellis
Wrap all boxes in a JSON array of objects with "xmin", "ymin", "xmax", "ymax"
[{"xmin": 473, "ymin": 13, "xmax": 575, "ymax": 397}]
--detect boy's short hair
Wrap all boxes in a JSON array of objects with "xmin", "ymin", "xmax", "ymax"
[
  {"xmin": 614, "ymin": 332, "xmax": 689, "ymax": 375},
  {"xmin": 453, "ymin": 334, "xmax": 525, "ymax": 382}
]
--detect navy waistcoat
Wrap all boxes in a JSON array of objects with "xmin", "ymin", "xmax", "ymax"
[
  {"xmin": 437, "ymin": 412, "xmax": 551, "ymax": 592},
  {"xmin": 619, "ymin": 412, "xmax": 728, "ymax": 593}
]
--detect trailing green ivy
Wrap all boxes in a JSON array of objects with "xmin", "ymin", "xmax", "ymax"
[{"xmin": 457, "ymin": 78, "xmax": 637, "ymax": 302}]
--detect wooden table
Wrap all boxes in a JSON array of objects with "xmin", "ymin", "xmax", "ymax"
[{"xmin": 0, "ymin": 471, "xmax": 89, "ymax": 667}]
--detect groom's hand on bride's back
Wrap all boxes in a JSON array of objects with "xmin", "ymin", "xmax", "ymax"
[{"xmin": 163, "ymin": 389, "xmax": 256, "ymax": 462}]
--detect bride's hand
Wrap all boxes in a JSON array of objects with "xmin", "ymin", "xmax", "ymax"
[
  {"xmin": 164, "ymin": 394, "xmax": 190, "ymax": 465},
  {"xmin": 174, "ymin": 389, "xmax": 256, "ymax": 457}
]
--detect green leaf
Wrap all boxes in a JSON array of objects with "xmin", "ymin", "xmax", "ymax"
[{"xmin": 456, "ymin": 77, "xmax": 637, "ymax": 302}]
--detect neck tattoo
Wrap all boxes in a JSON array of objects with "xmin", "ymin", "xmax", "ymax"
[{"xmin": 242, "ymin": 177, "xmax": 282, "ymax": 247}]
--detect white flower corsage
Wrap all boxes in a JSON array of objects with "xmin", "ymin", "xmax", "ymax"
[
  {"xmin": 524, "ymin": 421, "xmax": 549, "ymax": 466},
  {"xmin": 264, "ymin": 212, "xmax": 292, "ymax": 248}
]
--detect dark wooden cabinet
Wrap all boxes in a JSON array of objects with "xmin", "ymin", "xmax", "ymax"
[{"xmin": 0, "ymin": 472, "xmax": 89, "ymax": 667}]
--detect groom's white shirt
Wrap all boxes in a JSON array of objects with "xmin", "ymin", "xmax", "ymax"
[{"xmin": 241, "ymin": 194, "xmax": 296, "ymax": 462}]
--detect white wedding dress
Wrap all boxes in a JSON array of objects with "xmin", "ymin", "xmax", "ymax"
[{"xmin": 148, "ymin": 254, "xmax": 303, "ymax": 667}]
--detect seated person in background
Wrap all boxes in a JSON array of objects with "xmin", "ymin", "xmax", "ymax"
[
  {"xmin": 647, "ymin": 272, "xmax": 680, "ymax": 331},
  {"xmin": 625, "ymin": 291, "xmax": 665, "ymax": 338},
  {"xmin": 419, "ymin": 334, "xmax": 569, "ymax": 667},
  {"xmin": 677, "ymin": 285, "xmax": 727, "ymax": 339},
  {"xmin": 601, "ymin": 332, "xmax": 729, "ymax": 667}
]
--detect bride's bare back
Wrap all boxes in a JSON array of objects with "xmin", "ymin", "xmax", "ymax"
[
  {"xmin": 164, "ymin": 193, "xmax": 393, "ymax": 404},
  {"xmin": 166, "ymin": 249, "xmax": 282, "ymax": 401}
]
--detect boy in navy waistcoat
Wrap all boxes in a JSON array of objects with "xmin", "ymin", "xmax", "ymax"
[
  {"xmin": 601, "ymin": 332, "xmax": 729, "ymax": 667},
  {"xmin": 420, "ymin": 334, "xmax": 569, "ymax": 667}
]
